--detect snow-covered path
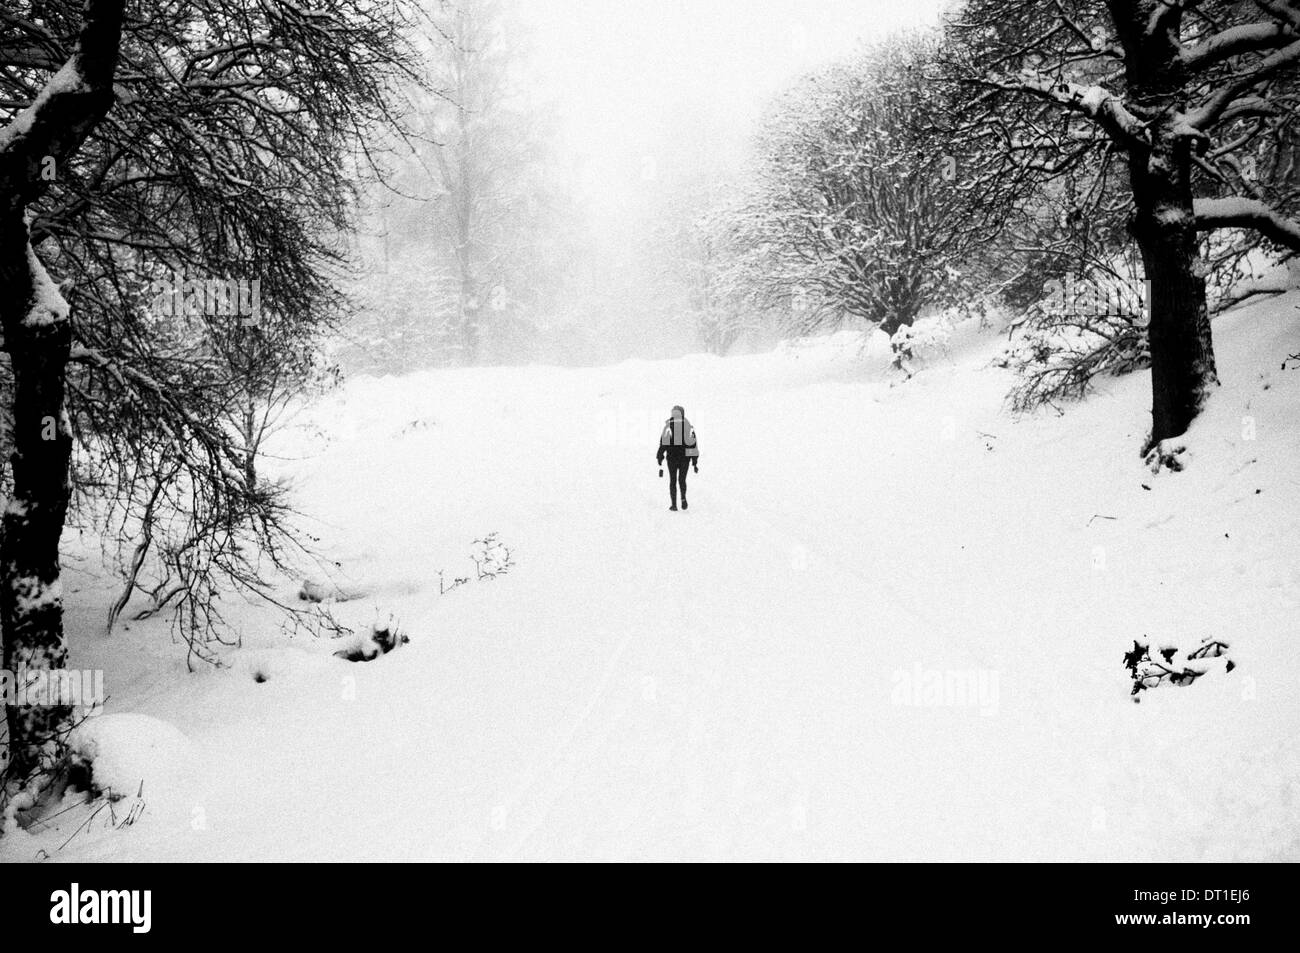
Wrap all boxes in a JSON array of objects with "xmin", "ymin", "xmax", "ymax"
[{"xmin": 11, "ymin": 300, "xmax": 1300, "ymax": 862}]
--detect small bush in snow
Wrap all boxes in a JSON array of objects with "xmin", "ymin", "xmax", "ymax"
[
  {"xmin": 889, "ymin": 314, "xmax": 958, "ymax": 377},
  {"xmin": 1144, "ymin": 438, "xmax": 1190, "ymax": 474},
  {"xmin": 298, "ymin": 579, "xmax": 368, "ymax": 604},
  {"xmin": 333, "ymin": 619, "xmax": 409, "ymax": 663},
  {"xmin": 1124, "ymin": 637, "xmax": 1233, "ymax": 700},
  {"xmin": 1002, "ymin": 278, "xmax": 1149, "ymax": 412},
  {"xmin": 470, "ymin": 533, "xmax": 514, "ymax": 580}
]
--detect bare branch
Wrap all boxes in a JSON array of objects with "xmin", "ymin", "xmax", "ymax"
[{"xmin": 1194, "ymin": 196, "xmax": 1300, "ymax": 250}]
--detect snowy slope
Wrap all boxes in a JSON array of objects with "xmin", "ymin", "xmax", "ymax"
[{"xmin": 5, "ymin": 295, "xmax": 1299, "ymax": 862}]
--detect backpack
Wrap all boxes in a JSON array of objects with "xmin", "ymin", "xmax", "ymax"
[{"xmin": 660, "ymin": 416, "xmax": 699, "ymax": 457}]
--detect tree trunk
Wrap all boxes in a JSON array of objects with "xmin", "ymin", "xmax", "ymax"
[
  {"xmin": 880, "ymin": 311, "xmax": 916, "ymax": 337},
  {"xmin": 1129, "ymin": 135, "xmax": 1217, "ymax": 448},
  {"xmin": 880, "ymin": 291, "xmax": 921, "ymax": 338},
  {"xmin": 0, "ymin": 215, "xmax": 75, "ymax": 791},
  {"xmin": 0, "ymin": 0, "xmax": 122, "ymax": 798},
  {"xmin": 1112, "ymin": 0, "xmax": 1218, "ymax": 450}
]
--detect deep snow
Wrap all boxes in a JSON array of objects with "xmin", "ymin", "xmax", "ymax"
[{"xmin": 4, "ymin": 294, "xmax": 1299, "ymax": 862}]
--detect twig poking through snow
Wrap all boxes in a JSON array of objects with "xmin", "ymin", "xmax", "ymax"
[{"xmin": 470, "ymin": 533, "xmax": 514, "ymax": 581}]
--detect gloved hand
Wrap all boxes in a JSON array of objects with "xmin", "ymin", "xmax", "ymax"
[
  {"xmin": 692, "ymin": 461, "xmax": 699, "ymax": 473},
  {"xmin": 658, "ymin": 467, "xmax": 663, "ymax": 478}
]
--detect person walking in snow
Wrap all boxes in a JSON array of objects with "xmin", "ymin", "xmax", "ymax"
[{"xmin": 656, "ymin": 405, "xmax": 699, "ymax": 511}]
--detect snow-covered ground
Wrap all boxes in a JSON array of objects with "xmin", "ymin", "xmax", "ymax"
[{"xmin": 6, "ymin": 293, "xmax": 1300, "ymax": 862}]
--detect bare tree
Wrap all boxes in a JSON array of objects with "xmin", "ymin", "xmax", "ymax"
[
  {"xmin": 0, "ymin": 0, "xmax": 124, "ymax": 805},
  {"xmin": 948, "ymin": 0, "xmax": 1300, "ymax": 459},
  {"xmin": 739, "ymin": 36, "xmax": 1016, "ymax": 337},
  {"xmin": 0, "ymin": 0, "xmax": 421, "ymax": 809}
]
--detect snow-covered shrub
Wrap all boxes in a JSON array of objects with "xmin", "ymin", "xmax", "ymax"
[
  {"xmin": 333, "ymin": 620, "xmax": 409, "ymax": 663},
  {"xmin": 1000, "ymin": 227, "xmax": 1293, "ymax": 415},
  {"xmin": 1124, "ymin": 637, "xmax": 1233, "ymax": 700},
  {"xmin": 889, "ymin": 313, "xmax": 958, "ymax": 376},
  {"xmin": 1144, "ymin": 438, "xmax": 1190, "ymax": 474},
  {"xmin": 298, "ymin": 578, "xmax": 368, "ymax": 604},
  {"xmin": 1002, "ymin": 269, "xmax": 1149, "ymax": 411},
  {"xmin": 65, "ymin": 714, "xmax": 193, "ymax": 803}
]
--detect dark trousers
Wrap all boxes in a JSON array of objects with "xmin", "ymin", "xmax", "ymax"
[{"xmin": 667, "ymin": 457, "xmax": 689, "ymax": 506}]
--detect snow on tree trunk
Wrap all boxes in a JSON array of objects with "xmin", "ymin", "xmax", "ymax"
[
  {"xmin": 0, "ymin": 0, "xmax": 124, "ymax": 801},
  {"xmin": 1134, "ymin": 191, "xmax": 1218, "ymax": 447},
  {"xmin": 1115, "ymin": 5, "xmax": 1219, "ymax": 448},
  {"xmin": 0, "ymin": 215, "xmax": 75, "ymax": 791}
]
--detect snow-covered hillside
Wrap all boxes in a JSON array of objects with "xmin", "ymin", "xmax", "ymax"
[{"xmin": 6, "ymin": 295, "xmax": 1299, "ymax": 862}]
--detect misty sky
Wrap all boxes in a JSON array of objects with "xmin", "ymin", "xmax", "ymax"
[{"xmin": 517, "ymin": 0, "xmax": 952, "ymax": 214}]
